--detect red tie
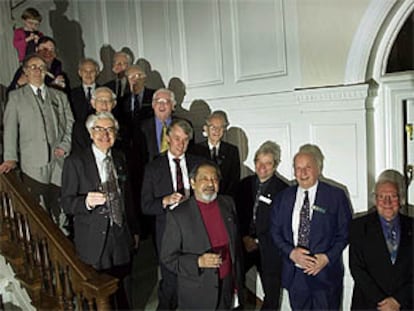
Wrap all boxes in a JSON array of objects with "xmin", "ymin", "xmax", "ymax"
[{"xmin": 173, "ymin": 158, "xmax": 185, "ymax": 195}]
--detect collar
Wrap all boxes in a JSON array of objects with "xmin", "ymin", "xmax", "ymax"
[
  {"xmin": 156, "ymin": 116, "xmax": 172, "ymax": 126},
  {"xmin": 167, "ymin": 151, "xmax": 185, "ymax": 161},
  {"xmin": 92, "ymin": 144, "xmax": 111, "ymax": 161},
  {"xmin": 298, "ymin": 181, "xmax": 319, "ymax": 196},
  {"xmin": 208, "ymin": 141, "xmax": 221, "ymax": 150},
  {"xmin": 29, "ymin": 83, "xmax": 45, "ymax": 94}
]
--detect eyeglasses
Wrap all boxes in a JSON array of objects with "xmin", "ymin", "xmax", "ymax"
[
  {"xmin": 375, "ymin": 193, "xmax": 399, "ymax": 202},
  {"xmin": 94, "ymin": 98, "xmax": 114, "ymax": 105},
  {"xmin": 92, "ymin": 126, "xmax": 116, "ymax": 134},
  {"xmin": 153, "ymin": 98, "xmax": 172, "ymax": 105},
  {"xmin": 207, "ymin": 124, "xmax": 225, "ymax": 131},
  {"xmin": 128, "ymin": 73, "xmax": 146, "ymax": 79},
  {"xmin": 26, "ymin": 64, "xmax": 46, "ymax": 72}
]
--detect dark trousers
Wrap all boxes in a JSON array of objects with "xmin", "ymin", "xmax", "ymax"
[
  {"xmin": 243, "ymin": 248, "xmax": 282, "ymax": 311},
  {"xmin": 21, "ymin": 173, "xmax": 61, "ymax": 223},
  {"xmin": 216, "ymin": 275, "xmax": 233, "ymax": 310},
  {"xmin": 288, "ymin": 267, "xmax": 342, "ymax": 311},
  {"xmin": 99, "ymin": 224, "xmax": 132, "ymax": 310},
  {"xmin": 157, "ymin": 263, "xmax": 178, "ymax": 311}
]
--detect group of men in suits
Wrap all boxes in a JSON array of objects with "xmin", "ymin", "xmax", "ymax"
[{"xmin": 1, "ymin": 45, "xmax": 412, "ymax": 311}]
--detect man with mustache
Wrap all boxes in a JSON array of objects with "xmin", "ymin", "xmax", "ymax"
[{"xmin": 161, "ymin": 160, "xmax": 243, "ymax": 310}]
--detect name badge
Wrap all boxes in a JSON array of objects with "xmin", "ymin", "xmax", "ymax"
[{"xmin": 259, "ymin": 195, "xmax": 272, "ymax": 205}]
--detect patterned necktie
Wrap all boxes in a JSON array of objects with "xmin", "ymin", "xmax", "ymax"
[
  {"xmin": 386, "ymin": 222, "xmax": 398, "ymax": 264},
  {"xmin": 37, "ymin": 88, "xmax": 44, "ymax": 103},
  {"xmin": 160, "ymin": 123, "xmax": 169, "ymax": 153},
  {"xmin": 173, "ymin": 158, "xmax": 185, "ymax": 195},
  {"xmin": 103, "ymin": 155, "xmax": 123, "ymax": 227},
  {"xmin": 298, "ymin": 190, "xmax": 311, "ymax": 248}
]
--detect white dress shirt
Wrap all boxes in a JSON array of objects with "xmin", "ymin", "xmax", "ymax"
[{"xmin": 292, "ymin": 181, "xmax": 318, "ymax": 246}]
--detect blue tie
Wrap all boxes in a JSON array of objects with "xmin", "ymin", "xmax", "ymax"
[{"xmin": 386, "ymin": 222, "xmax": 398, "ymax": 264}]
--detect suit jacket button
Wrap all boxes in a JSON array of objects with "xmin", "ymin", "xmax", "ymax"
[{"xmin": 102, "ymin": 231, "xmax": 106, "ymax": 234}]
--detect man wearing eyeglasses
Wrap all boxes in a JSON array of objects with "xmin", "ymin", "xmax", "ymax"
[
  {"xmin": 0, "ymin": 54, "xmax": 73, "ymax": 229},
  {"xmin": 71, "ymin": 86, "xmax": 117, "ymax": 154},
  {"xmin": 104, "ymin": 51, "xmax": 132, "ymax": 101},
  {"xmin": 62, "ymin": 112, "xmax": 139, "ymax": 310},
  {"xmin": 191, "ymin": 110, "xmax": 240, "ymax": 197},
  {"xmin": 349, "ymin": 169, "xmax": 413, "ymax": 311}
]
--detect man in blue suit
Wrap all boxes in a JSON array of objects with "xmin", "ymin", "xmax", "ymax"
[{"xmin": 270, "ymin": 145, "xmax": 352, "ymax": 310}]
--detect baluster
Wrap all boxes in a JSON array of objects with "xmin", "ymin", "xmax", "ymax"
[
  {"xmin": 8, "ymin": 196, "xmax": 18, "ymax": 243},
  {"xmin": 33, "ymin": 236, "xmax": 44, "ymax": 281},
  {"xmin": 54, "ymin": 261, "xmax": 65, "ymax": 310},
  {"xmin": 0, "ymin": 192, "xmax": 11, "ymax": 241},
  {"xmin": 96, "ymin": 295, "xmax": 112, "ymax": 311},
  {"xmin": 41, "ymin": 238, "xmax": 54, "ymax": 296},
  {"xmin": 87, "ymin": 297, "xmax": 94, "ymax": 310},
  {"xmin": 76, "ymin": 293, "xmax": 83, "ymax": 311},
  {"xmin": 23, "ymin": 214, "xmax": 35, "ymax": 279},
  {"xmin": 63, "ymin": 265, "xmax": 74, "ymax": 311}
]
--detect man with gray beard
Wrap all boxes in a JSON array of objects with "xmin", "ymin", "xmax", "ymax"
[{"xmin": 161, "ymin": 161, "xmax": 243, "ymax": 310}]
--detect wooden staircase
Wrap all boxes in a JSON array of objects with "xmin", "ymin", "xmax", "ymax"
[{"xmin": 0, "ymin": 171, "xmax": 118, "ymax": 310}]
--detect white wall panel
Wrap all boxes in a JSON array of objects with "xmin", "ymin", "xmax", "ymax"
[
  {"xmin": 311, "ymin": 123, "xmax": 359, "ymax": 196},
  {"xmin": 140, "ymin": 1, "xmax": 173, "ymax": 77},
  {"xmin": 230, "ymin": 0, "xmax": 287, "ymax": 82},
  {"xmin": 177, "ymin": 0, "xmax": 223, "ymax": 87}
]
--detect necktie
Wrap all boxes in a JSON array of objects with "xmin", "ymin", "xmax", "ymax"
[
  {"xmin": 249, "ymin": 182, "xmax": 264, "ymax": 237},
  {"xmin": 211, "ymin": 146, "xmax": 218, "ymax": 163},
  {"xmin": 116, "ymin": 79, "xmax": 122, "ymax": 97},
  {"xmin": 386, "ymin": 222, "xmax": 398, "ymax": 264},
  {"xmin": 103, "ymin": 155, "xmax": 123, "ymax": 227},
  {"xmin": 160, "ymin": 123, "xmax": 169, "ymax": 153},
  {"xmin": 298, "ymin": 190, "xmax": 311, "ymax": 248},
  {"xmin": 37, "ymin": 88, "xmax": 44, "ymax": 103},
  {"xmin": 173, "ymin": 158, "xmax": 185, "ymax": 195},
  {"xmin": 86, "ymin": 87, "xmax": 92, "ymax": 101}
]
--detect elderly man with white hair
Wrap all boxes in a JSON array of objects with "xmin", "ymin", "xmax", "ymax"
[{"xmin": 62, "ymin": 112, "xmax": 139, "ymax": 310}]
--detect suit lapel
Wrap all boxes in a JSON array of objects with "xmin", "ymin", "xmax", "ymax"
[{"xmin": 84, "ymin": 147, "xmax": 101, "ymax": 186}]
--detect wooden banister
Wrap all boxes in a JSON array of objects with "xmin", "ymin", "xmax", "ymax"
[{"xmin": 0, "ymin": 171, "xmax": 118, "ymax": 310}]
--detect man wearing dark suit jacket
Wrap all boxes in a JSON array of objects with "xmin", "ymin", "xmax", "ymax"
[
  {"xmin": 271, "ymin": 146, "xmax": 352, "ymax": 310},
  {"xmin": 141, "ymin": 118, "xmax": 200, "ymax": 310},
  {"xmin": 236, "ymin": 141, "xmax": 288, "ymax": 310},
  {"xmin": 191, "ymin": 110, "xmax": 240, "ymax": 197},
  {"xmin": 62, "ymin": 112, "xmax": 139, "ymax": 309},
  {"xmin": 0, "ymin": 54, "xmax": 73, "ymax": 227},
  {"xmin": 349, "ymin": 169, "xmax": 413, "ymax": 311},
  {"xmin": 70, "ymin": 87, "xmax": 117, "ymax": 154},
  {"xmin": 104, "ymin": 51, "xmax": 131, "ymax": 101},
  {"xmin": 139, "ymin": 88, "xmax": 177, "ymax": 163},
  {"xmin": 70, "ymin": 58, "xmax": 100, "ymax": 122},
  {"xmin": 161, "ymin": 160, "xmax": 243, "ymax": 310}
]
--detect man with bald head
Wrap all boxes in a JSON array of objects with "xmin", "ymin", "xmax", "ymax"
[{"xmin": 271, "ymin": 145, "xmax": 352, "ymax": 310}]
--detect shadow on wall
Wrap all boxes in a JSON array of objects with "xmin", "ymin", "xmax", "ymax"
[
  {"xmin": 225, "ymin": 127, "xmax": 253, "ymax": 179},
  {"xmin": 49, "ymin": 0, "xmax": 85, "ymax": 87},
  {"xmin": 137, "ymin": 58, "xmax": 165, "ymax": 90},
  {"xmin": 96, "ymin": 44, "xmax": 116, "ymax": 85}
]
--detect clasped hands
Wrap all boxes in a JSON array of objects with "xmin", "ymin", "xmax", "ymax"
[
  {"xmin": 289, "ymin": 247, "xmax": 329, "ymax": 276},
  {"xmin": 198, "ymin": 252, "xmax": 222, "ymax": 268}
]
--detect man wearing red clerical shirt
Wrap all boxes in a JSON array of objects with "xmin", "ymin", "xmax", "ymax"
[{"xmin": 161, "ymin": 160, "xmax": 243, "ymax": 310}]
